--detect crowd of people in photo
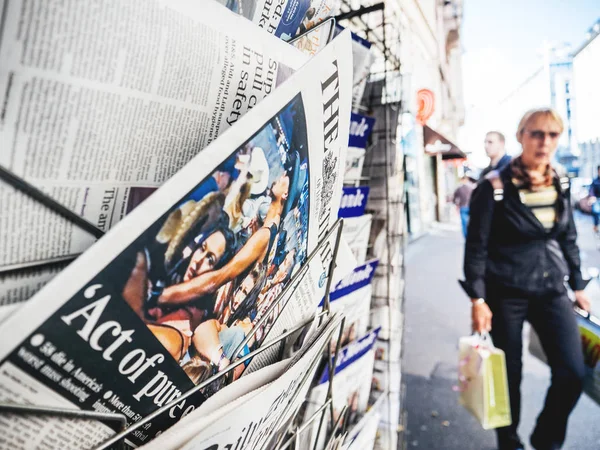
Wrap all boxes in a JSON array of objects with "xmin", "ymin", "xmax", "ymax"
[{"xmin": 121, "ymin": 99, "xmax": 310, "ymax": 385}]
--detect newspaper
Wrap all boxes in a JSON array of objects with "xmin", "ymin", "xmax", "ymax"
[
  {"xmin": 529, "ymin": 310, "xmax": 600, "ymax": 405},
  {"xmin": 0, "ymin": 262, "xmax": 69, "ymax": 312},
  {"xmin": 345, "ymin": 113, "xmax": 375, "ymax": 181},
  {"xmin": 338, "ymin": 187, "xmax": 371, "ymax": 264},
  {"xmin": 322, "ymin": 260, "xmax": 378, "ymax": 349},
  {"xmin": 333, "ymin": 27, "xmax": 373, "ymax": 112},
  {"xmin": 372, "ymin": 359, "xmax": 401, "ymax": 395},
  {"xmin": 341, "ymin": 215, "xmax": 372, "ymax": 265},
  {"xmin": 140, "ymin": 313, "xmax": 344, "ymax": 450},
  {"xmin": 241, "ymin": 230, "xmax": 356, "ymax": 376},
  {"xmin": 302, "ymin": 327, "xmax": 380, "ymax": 450},
  {"xmin": 338, "ymin": 187, "xmax": 369, "ymax": 219},
  {"xmin": 0, "ymin": 30, "xmax": 352, "ymax": 449},
  {"xmin": 225, "ymin": 0, "xmax": 341, "ymax": 41},
  {"xmin": 342, "ymin": 393, "xmax": 384, "ymax": 450},
  {"xmin": 139, "ymin": 360, "xmax": 289, "ymax": 449},
  {"xmin": 291, "ymin": 20, "xmax": 336, "ymax": 57},
  {"xmin": 0, "ymin": 0, "xmax": 308, "ymax": 275}
]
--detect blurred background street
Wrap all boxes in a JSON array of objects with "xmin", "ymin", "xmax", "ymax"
[{"xmin": 402, "ymin": 212, "xmax": 600, "ymax": 450}]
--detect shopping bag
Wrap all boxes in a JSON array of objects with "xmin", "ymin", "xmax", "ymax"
[
  {"xmin": 529, "ymin": 308, "xmax": 600, "ymax": 406},
  {"xmin": 456, "ymin": 333, "xmax": 512, "ymax": 430}
]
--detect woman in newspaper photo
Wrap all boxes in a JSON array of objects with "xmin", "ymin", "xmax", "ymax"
[
  {"xmin": 121, "ymin": 95, "xmax": 310, "ymax": 385},
  {"xmin": 461, "ymin": 108, "xmax": 591, "ymax": 450}
]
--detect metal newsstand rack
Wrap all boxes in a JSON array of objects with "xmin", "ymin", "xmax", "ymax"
[{"xmin": 335, "ymin": 1, "xmax": 408, "ymax": 449}]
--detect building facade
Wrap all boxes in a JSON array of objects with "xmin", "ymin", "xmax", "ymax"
[
  {"xmin": 493, "ymin": 44, "xmax": 575, "ymax": 162},
  {"xmin": 573, "ymin": 19, "xmax": 600, "ymax": 179},
  {"xmin": 397, "ymin": 0, "xmax": 465, "ymax": 235}
]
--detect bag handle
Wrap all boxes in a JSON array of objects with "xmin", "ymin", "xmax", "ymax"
[{"xmin": 472, "ymin": 331, "xmax": 495, "ymax": 348}]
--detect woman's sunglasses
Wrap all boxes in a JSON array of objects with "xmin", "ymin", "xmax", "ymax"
[{"xmin": 526, "ymin": 130, "xmax": 560, "ymax": 140}]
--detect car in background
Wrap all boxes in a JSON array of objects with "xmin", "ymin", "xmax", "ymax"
[{"xmin": 571, "ymin": 177, "xmax": 593, "ymax": 213}]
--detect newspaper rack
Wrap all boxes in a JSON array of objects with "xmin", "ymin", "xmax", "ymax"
[
  {"xmin": 0, "ymin": 165, "xmax": 105, "ymax": 241},
  {"xmin": 0, "ymin": 219, "xmax": 349, "ymax": 450},
  {"xmin": 0, "ymin": 165, "xmax": 100, "ymax": 276}
]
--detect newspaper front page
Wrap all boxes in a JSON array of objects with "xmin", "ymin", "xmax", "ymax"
[
  {"xmin": 138, "ymin": 359, "xmax": 290, "ymax": 449},
  {"xmin": 0, "ymin": 31, "xmax": 352, "ymax": 449},
  {"xmin": 342, "ymin": 393, "xmax": 384, "ymax": 450},
  {"xmin": 225, "ymin": 0, "xmax": 340, "ymax": 41},
  {"xmin": 338, "ymin": 186, "xmax": 372, "ymax": 264},
  {"xmin": 334, "ymin": 27, "xmax": 373, "ymax": 112},
  {"xmin": 0, "ymin": 0, "xmax": 308, "ymax": 276},
  {"xmin": 323, "ymin": 259, "xmax": 378, "ymax": 349},
  {"xmin": 345, "ymin": 112, "xmax": 375, "ymax": 181}
]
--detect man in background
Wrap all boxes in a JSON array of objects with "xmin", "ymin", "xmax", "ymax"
[
  {"xmin": 480, "ymin": 131, "xmax": 511, "ymax": 179},
  {"xmin": 453, "ymin": 175, "xmax": 475, "ymax": 238},
  {"xmin": 588, "ymin": 165, "xmax": 600, "ymax": 233}
]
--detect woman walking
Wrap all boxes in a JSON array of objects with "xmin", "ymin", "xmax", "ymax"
[{"xmin": 461, "ymin": 108, "xmax": 591, "ymax": 450}]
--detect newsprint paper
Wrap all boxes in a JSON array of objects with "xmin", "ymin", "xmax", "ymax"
[
  {"xmin": 222, "ymin": 0, "xmax": 340, "ymax": 41},
  {"xmin": 0, "ymin": 31, "xmax": 352, "ymax": 449},
  {"xmin": 303, "ymin": 327, "xmax": 380, "ymax": 450},
  {"xmin": 140, "ymin": 314, "xmax": 344, "ymax": 450},
  {"xmin": 0, "ymin": 0, "xmax": 307, "ymax": 275}
]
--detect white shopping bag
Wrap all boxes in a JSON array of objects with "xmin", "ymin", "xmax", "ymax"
[{"xmin": 456, "ymin": 333, "xmax": 512, "ymax": 430}]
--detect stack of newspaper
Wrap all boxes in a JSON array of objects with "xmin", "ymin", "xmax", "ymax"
[{"xmin": 0, "ymin": 0, "xmax": 379, "ymax": 448}]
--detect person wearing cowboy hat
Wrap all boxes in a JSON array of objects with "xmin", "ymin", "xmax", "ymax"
[{"xmin": 184, "ymin": 155, "xmax": 239, "ymax": 204}]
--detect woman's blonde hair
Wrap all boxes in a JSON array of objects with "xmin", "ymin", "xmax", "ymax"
[
  {"xmin": 516, "ymin": 107, "xmax": 564, "ymax": 144},
  {"xmin": 182, "ymin": 355, "xmax": 211, "ymax": 384}
]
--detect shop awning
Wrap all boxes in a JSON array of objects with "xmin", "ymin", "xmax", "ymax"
[{"xmin": 423, "ymin": 125, "xmax": 466, "ymax": 160}]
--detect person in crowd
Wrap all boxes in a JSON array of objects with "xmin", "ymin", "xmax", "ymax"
[
  {"xmin": 480, "ymin": 131, "xmax": 511, "ymax": 179},
  {"xmin": 122, "ymin": 218, "xmax": 238, "ymax": 330},
  {"xmin": 462, "ymin": 108, "xmax": 591, "ymax": 450},
  {"xmin": 183, "ymin": 156, "xmax": 239, "ymax": 204},
  {"xmin": 588, "ymin": 165, "xmax": 600, "ymax": 234},
  {"xmin": 452, "ymin": 175, "xmax": 475, "ymax": 238},
  {"xmin": 182, "ymin": 318, "xmax": 249, "ymax": 384},
  {"xmin": 157, "ymin": 172, "xmax": 291, "ymax": 305},
  {"xmin": 218, "ymin": 267, "xmax": 260, "ymax": 325}
]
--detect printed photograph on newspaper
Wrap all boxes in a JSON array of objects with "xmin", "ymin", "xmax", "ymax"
[
  {"xmin": 0, "ymin": 31, "xmax": 352, "ymax": 449},
  {"xmin": 222, "ymin": 0, "xmax": 341, "ymax": 41},
  {"xmin": 291, "ymin": 20, "xmax": 335, "ymax": 57}
]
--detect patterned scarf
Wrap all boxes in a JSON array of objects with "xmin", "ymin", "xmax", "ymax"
[{"xmin": 510, "ymin": 156, "xmax": 554, "ymax": 191}]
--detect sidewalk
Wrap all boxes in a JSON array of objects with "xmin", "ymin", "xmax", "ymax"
[{"xmin": 402, "ymin": 221, "xmax": 600, "ymax": 450}]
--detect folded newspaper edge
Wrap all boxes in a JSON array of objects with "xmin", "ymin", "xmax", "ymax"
[
  {"xmin": 142, "ymin": 313, "xmax": 345, "ymax": 450},
  {"xmin": 0, "ymin": 30, "xmax": 353, "ymax": 449},
  {"xmin": 342, "ymin": 392, "xmax": 385, "ymax": 450}
]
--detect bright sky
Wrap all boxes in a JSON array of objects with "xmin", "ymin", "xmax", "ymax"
[{"xmin": 459, "ymin": 0, "xmax": 600, "ymax": 166}]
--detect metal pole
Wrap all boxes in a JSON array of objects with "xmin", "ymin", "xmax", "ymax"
[
  {"xmin": 320, "ymin": 218, "xmax": 344, "ymax": 317},
  {"xmin": 311, "ymin": 316, "xmax": 345, "ymax": 450},
  {"xmin": 0, "ymin": 403, "xmax": 127, "ymax": 428},
  {"xmin": 277, "ymin": 399, "xmax": 333, "ymax": 450},
  {"xmin": 0, "ymin": 165, "xmax": 105, "ymax": 239}
]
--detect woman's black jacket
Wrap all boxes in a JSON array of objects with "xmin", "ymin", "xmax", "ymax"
[{"xmin": 460, "ymin": 165, "xmax": 585, "ymax": 299}]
